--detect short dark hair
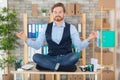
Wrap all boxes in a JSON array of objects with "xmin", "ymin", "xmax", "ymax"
[{"xmin": 51, "ymin": 3, "xmax": 66, "ymax": 13}]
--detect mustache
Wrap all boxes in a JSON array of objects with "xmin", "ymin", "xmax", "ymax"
[{"xmin": 55, "ymin": 16, "xmax": 61, "ymax": 18}]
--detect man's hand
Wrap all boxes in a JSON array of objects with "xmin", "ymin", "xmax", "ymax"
[
  {"xmin": 16, "ymin": 32, "xmax": 28, "ymax": 41},
  {"xmin": 87, "ymin": 31, "xmax": 97, "ymax": 41}
]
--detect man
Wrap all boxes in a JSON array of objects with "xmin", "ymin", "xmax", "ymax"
[{"xmin": 16, "ymin": 3, "xmax": 97, "ymax": 72}]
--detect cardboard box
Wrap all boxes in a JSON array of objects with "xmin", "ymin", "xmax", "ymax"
[
  {"xmin": 103, "ymin": 52, "xmax": 113, "ymax": 65},
  {"xmin": 2, "ymin": 74, "xmax": 13, "ymax": 80},
  {"xmin": 94, "ymin": 52, "xmax": 101, "ymax": 64},
  {"xmin": 67, "ymin": 74, "xmax": 73, "ymax": 80},
  {"xmin": 95, "ymin": 18, "xmax": 110, "ymax": 29},
  {"xmin": 103, "ymin": 70, "xmax": 114, "ymax": 80},
  {"xmin": 67, "ymin": 75, "xmax": 83, "ymax": 80},
  {"xmin": 94, "ymin": 51, "xmax": 113, "ymax": 65},
  {"xmin": 103, "ymin": 22, "xmax": 110, "ymax": 29},
  {"xmin": 99, "ymin": 70, "xmax": 115, "ymax": 80},
  {"xmin": 32, "ymin": 4, "xmax": 38, "ymax": 16},
  {"xmin": 66, "ymin": 3, "xmax": 81, "ymax": 16},
  {"xmin": 75, "ymin": 3, "xmax": 81, "ymax": 15},
  {"xmin": 98, "ymin": 0, "xmax": 115, "ymax": 9},
  {"xmin": 30, "ymin": 74, "xmax": 40, "ymax": 80},
  {"xmin": 76, "ymin": 75, "xmax": 83, "ymax": 80},
  {"xmin": 103, "ymin": 18, "xmax": 110, "ymax": 29},
  {"xmin": 95, "ymin": 18, "xmax": 101, "ymax": 29},
  {"xmin": 66, "ymin": 3, "xmax": 75, "ymax": 15}
]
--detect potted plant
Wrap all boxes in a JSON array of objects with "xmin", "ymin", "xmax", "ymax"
[
  {"xmin": 0, "ymin": 55, "xmax": 16, "ymax": 80},
  {"xmin": 41, "ymin": 8, "xmax": 47, "ymax": 16},
  {"xmin": 0, "ymin": 7, "xmax": 19, "ymax": 80}
]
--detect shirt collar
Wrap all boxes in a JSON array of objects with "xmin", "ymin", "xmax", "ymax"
[{"xmin": 53, "ymin": 21, "xmax": 65, "ymax": 28}]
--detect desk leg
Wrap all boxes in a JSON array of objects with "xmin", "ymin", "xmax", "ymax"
[
  {"xmin": 14, "ymin": 74, "xmax": 24, "ymax": 80},
  {"xmin": 95, "ymin": 74, "xmax": 97, "ymax": 80},
  {"xmin": 45, "ymin": 74, "xmax": 54, "ymax": 80},
  {"xmin": 22, "ymin": 74, "xmax": 24, "ymax": 80},
  {"xmin": 89, "ymin": 74, "xmax": 92, "ymax": 80},
  {"xmin": 92, "ymin": 74, "xmax": 95, "ymax": 80},
  {"xmin": 56, "ymin": 74, "xmax": 60, "ymax": 80},
  {"xmin": 14, "ymin": 74, "xmax": 16, "ymax": 80}
]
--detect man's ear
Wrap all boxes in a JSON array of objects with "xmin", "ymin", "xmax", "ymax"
[
  {"xmin": 50, "ymin": 13, "xmax": 54, "ymax": 22},
  {"xmin": 50, "ymin": 12, "xmax": 53, "ymax": 16}
]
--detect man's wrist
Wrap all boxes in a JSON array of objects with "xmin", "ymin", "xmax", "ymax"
[
  {"xmin": 87, "ymin": 37, "xmax": 91, "ymax": 41},
  {"xmin": 25, "ymin": 37, "xmax": 28, "ymax": 42},
  {"xmin": 87, "ymin": 37, "xmax": 91, "ymax": 42},
  {"xmin": 87, "ymin": 39, "xmax": 90, "ymax": 42}
]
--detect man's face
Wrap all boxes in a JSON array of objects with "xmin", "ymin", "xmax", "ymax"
[{"xmin": 52, "ymin": 7, "xmax": 65, "ymax": 22}]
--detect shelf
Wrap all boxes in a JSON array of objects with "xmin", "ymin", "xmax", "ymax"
[
  {"xmin": 28, "ymin": 13, "xmax": 84, "ymax": 18},
  {"xmin": 65, "ymin": 14, "xmax": 83, "ymax": 17},
  {"xmin": 95, "ymin": 27, "xmax": 116, "ymax": 30},
  {"xmin": 28, "ymin": 16, "xmax": 50, "ymax": 18},
  {"xmin": 92, "ymin": 7, "xmax": 116, "ymax": 80},
  {"xmin": 96, "ymin": 8, "xmax": 115, "ymax": 11},
  {"xmin": 102, "ymin": 65, "xmax": 114, "ymax": 68}
]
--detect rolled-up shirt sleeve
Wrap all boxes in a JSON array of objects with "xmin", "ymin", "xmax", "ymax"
[
  {"xmin": 70, "ymin": 25, "xmax": 89, "ymax": 51},
  {"xmin": 26, "ymin": 24, "xmax": 47, "ymax": 50}
]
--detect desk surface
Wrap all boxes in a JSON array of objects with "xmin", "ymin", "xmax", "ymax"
[{"xmin": 11, "ymin": 68, "xmax": 100, "ymax": 75}]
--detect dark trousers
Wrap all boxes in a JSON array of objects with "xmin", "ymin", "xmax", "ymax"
[{"xmin": 33, "ymin": 53, "xmax": 79, "ymax": 71}]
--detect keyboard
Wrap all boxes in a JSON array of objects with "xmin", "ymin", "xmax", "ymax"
[{"xmin": 22, "ymin": 64, "xmax": 34, "ymax": 70}]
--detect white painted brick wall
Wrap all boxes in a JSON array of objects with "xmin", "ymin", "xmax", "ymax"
[{"xmin": 0, "ymin": 0, "xmax": 7, "ymax": 9}]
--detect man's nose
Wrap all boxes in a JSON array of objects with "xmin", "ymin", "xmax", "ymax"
[{"xmin": 56, "ymin": 13, "xmax": 60, "ymax": 15}]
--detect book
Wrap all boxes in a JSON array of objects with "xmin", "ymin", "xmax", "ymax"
[
  {"xmin": 97, "ymin": 30, "xmax": 115, "ymax": 48},
  {"xmin": 35, "ymin": 24, "xmax": 39, "ymax": 38},
  {"xmin": 32, "ymin": 24, "xmax": 36, "ymax": 38},
  {"xmin": 28, "ymin": 24, "xmax": 32, "ymax": 38},
  {"xmin": 78, "ymin": 23, "xmax": 82, "ymax": 37}
]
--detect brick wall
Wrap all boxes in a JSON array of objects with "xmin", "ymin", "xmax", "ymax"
[
  {"xmin": 0, "ymin": 0, "xmax": 7, "ymax": 8},
  {"xmin": 116, "ymin": 0, "xmax": 120, "ymax": 80}
]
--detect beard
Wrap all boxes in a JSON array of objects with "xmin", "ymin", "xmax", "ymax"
[{"xmin": 54, "ymin": 16, "xmax": 64, "ymax": 22}]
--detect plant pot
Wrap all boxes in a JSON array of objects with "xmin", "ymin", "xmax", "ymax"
[
  {"xmin": 42, "ymin": 13, "xmax": 46, "ymax": 16},
  {"xmin": 2, "ymin": 74, "xmax": 13, "ymax": 80}
]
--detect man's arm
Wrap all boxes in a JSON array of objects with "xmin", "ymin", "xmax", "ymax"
[
  {"xmin": 16, "ymin": 32, "xmax": 28, "ymax": 41},
  {"xmin": 70, "ymin": 25, "xmax": 97, "ymax": 50},
  {"xmin": 16, "ymin": 24, "xmax": 47, "ymax": 50}
]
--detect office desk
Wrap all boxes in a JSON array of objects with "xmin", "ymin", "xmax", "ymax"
[{"xmin": 11, "ymin": 68, "xmax": 100, "ymax": 80}]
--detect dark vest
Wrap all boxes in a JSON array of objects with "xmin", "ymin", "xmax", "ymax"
[{"xmin": 45, "ymin": 22, "xmax": 72, "ymax": 56}]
